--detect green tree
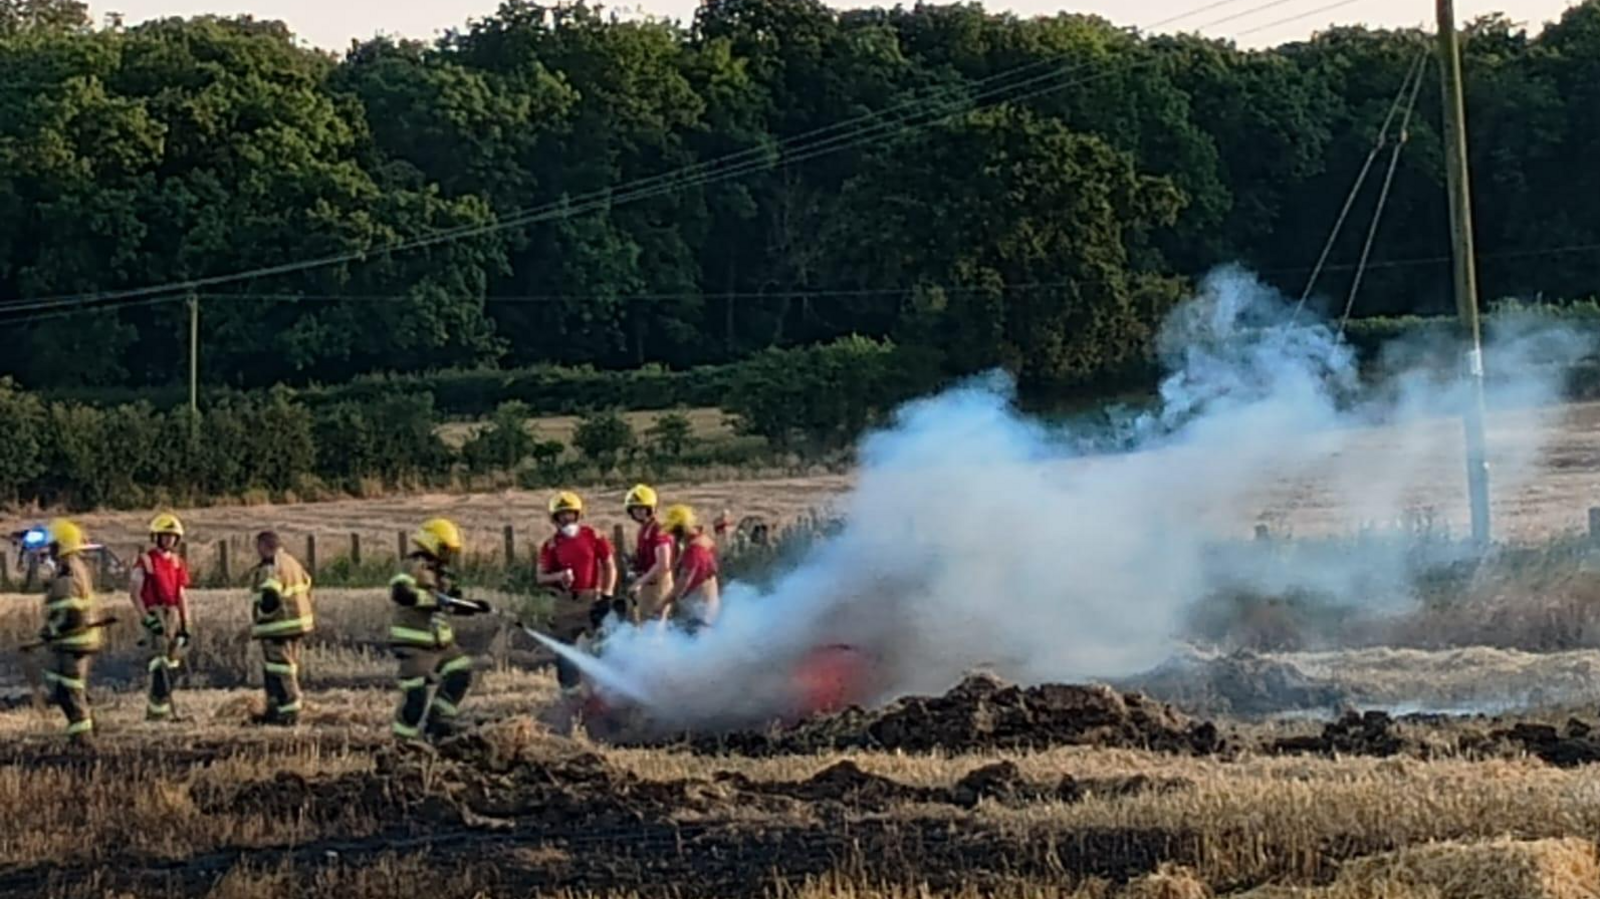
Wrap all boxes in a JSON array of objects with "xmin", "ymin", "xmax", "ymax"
[
  {"xmin": 0, "ymin": 378, "xmax": 45, "ymax": 503},
  {"xmin": 839, "ymin": 105, "xmax": 1184, "ymax": 392},
  {"xmin": 0, "ymin": 0, "xmax": 88, "ymax": 35},
  {"xmin": 647, "ymin": 410, "xmax": 695, "ymax": 458},
  {"xmin": 728, "ymin": 336, "xmax": 913, "ymax": 451},
  {"xmin": 462, "ymin": 400, "xmax": 536, "ymax": 473},
  {"xmin": 572, "ymin": 408, "xmax": 635, "ymax": 469}
]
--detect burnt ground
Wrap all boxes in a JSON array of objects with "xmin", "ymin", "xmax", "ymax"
[
  {"xmin": 12, "ymin": 673, "xmax": 1600, "ymax": 897},
  {"xmin": 0, "ymin": 739, "xmax": 1201, "ymax": 898},
  {"xmin": 648, "ymin": 672, "xmax": 1600, "ymax": 769},
  {"xmin": 660, "ymin": 675, "xmax": 1228, "ymax": 757}
]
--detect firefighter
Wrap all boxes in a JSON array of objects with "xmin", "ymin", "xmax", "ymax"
[
  {"xmin": 389, "ymin": 518, "xmax": 485, "ymax": 743},
  {"xmin": 248, "ymin": 531, "xmax": 314, "ymax": 726},
  {"xmin": 39, "ymin": 519, "xmax": 102, "ymax": 744},
  {"xmin": 129, "ymin": 513, "xmax": 192, "ymax": 721},
  {"xmin": 624, "ymin": 484, "xmax": 675, "ymax": 621},
  {"xmin": 658, "ymin": 504, "xmax": 721, "ymax": 632},
  {"xmin": 536, "ymin": 492, "xmax": 619, "ymax": 698}
]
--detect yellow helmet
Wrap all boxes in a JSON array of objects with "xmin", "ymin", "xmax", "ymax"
[
  {"xmin": 48, "ymin": 519, "xmax": 87, "ymax": 556},
  {"xmin": 662, "ymin": 504, "xmax": 697, "ymax": 534},
  {"xmin": 149, "ymin": 513, "xmax": 184, "ymax": 539},
  {"xmin": 549, "ymin": 491, "xmax": 584, "ymax": 517},
  {"xmin": 413, "ymin": 518, "xmax": 464, "ymax": 557},
  {"xmin": 624, "ymin": 483, "xmax": 658, "ymax": 510}
]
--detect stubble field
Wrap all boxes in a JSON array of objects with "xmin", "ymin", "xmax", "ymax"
[
  {"xmin": 7, "ymin": 403, "xmax": 1600, "ymax": 896},
  {"xmin": 1, "ymin": 592, "xmax": 1600, "ymax": 898}
]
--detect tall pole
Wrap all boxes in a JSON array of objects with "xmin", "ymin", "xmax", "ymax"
[
  {"xmin": 188, "ymin": 293, "xmax": 199, "ymax": 426},
  {"xmin": 1436, "ymin": 0, "xmax": 1492, "ymax": 548}
]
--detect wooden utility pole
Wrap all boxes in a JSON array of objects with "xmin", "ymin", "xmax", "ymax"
[
  {"xmin": 1436, "ymin": 0, "xmax": 1492, "ymax": 548},
  {"xmin": 187, "ymin": 292, "xmax": 200, "ymax": 425}
]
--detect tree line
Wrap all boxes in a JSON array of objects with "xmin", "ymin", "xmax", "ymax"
[{"xmin": 3, "ymin": 0, "xmax": 1598, "ymax": 399}]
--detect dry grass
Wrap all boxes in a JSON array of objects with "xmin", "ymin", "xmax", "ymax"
[
  {"xmin": 0, "ymin": 741, "xmax": 377, "ymax": 864},
  {"xmin": 1238, "ymin": 837, "xmax": 1600, "ymax": 899},
  {"xmin": 1339, "ymin": 837, "xmax": 1600, "ymax": 899},
  {"xmin": 436, "ymin": 406, "xmax": 736, "ymax": 449},
  {"xmin": 5, "ymin": 701, "xmax": 1600, "ymax": 896},
  {"xmin": 3, "ymin": 472, "xmax": 853, "ymax": 566},
  {"xmin": 4, "ymin": 600, "xmax": 1600, "ymax": 898},
  {"xmin": 1279, "ymin": 646, "xmax": 1600, "ymax": 711},
  {"xmin": 0, "ymin": 588, "xmax": 532, "ymax": 691}
]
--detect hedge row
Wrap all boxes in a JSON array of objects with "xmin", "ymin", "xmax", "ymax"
[
  {"xmin": 1, "ymin": 337, "xmax": 932, "ymax": 511},
  {"xmin": 0, "ymin": 385, "xmax": 453, "ymax": 509},
  {"xmin": 40, "ymin": 301, "xmax": 1600, "ymax": 419},
  {"xmin": 39, "ymin": 362, "xmax": 740, "ymax": 420}
]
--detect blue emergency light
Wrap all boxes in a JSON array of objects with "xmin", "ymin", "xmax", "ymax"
[{"xmin": 21, "ymin": 528, "xmax": 48, "ymax": 550}]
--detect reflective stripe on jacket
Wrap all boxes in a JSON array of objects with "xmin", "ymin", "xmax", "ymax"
[
  {"xmin": 44, "ymin": 556, "xmax": 101, "ymax": 652},
  {"xmin": 390, "ymin": 558, "xmax": 454, "ymax": 649},
  {"xmin": 251, "ymin": 551, "xmax": 315, "ymax": 639}
]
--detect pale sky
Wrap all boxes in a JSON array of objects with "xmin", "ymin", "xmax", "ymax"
[{"xmin": 88, "ymin": 0, "xmax": 1580, "ymax": 52}]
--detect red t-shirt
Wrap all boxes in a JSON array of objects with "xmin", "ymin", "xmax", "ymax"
[
  {"xmin": 136, "ymin": 549, "xmax": 190, "ymax": 609},
  {"xmin": 539, "ymin": 526, "xmax": 614, "ymax": 593},
  {"xmin": 677, "ymin": 536, "xmax": 719, "ymax": 596},
  {"xmin": 632, "ymin": 521, "xmax": 675, "ymax": 576}
]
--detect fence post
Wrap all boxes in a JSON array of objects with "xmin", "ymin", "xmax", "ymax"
[
  {"xmin": 0, "ymin": 551, "xmax": 9, "ymax": 591},
  {"xmin": 1254, "ymin": 524, "xmax": 1271, "ymax": 542},
  {"xmin": 350, "ymin": 533, "xmax": 362, "ymax": 565},
  {"xmin": 306, "ymin": 534, "xmax": 318, "ymax": 575},
  {"xmin": 218, "ymin": 540, "xmax": 231, "ymax": 584},
  {"xmin": 98, "ymin": 549, "xmax": 112, "ymax": 590},
  {"xmin": 613, "ymin": 524, "xmax": 627, "ymax": 562},
  {"xmin": 397, "ymin": 531, "xmax": 408, "ymax": 561},
  {"xmin": 503, "ymin": 525, "xmax": 516, "ymax": 565}
]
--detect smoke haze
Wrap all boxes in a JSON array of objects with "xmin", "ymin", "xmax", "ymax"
[{"xmin": 590, "ymin": 266, "xmax": 1591, "ymax": 731}]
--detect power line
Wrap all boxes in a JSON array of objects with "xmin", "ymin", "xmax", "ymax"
[
  {"xmin": 1293, "ymin": 48, "xmax": 1429, "ymax": 318},
  {"xmin": 1339, "ymin": 50, "xmax": 1430, "ymax": 332},
  {"xmin": 4, "ymin": 237, "xmax": 1598, "ymax": 329},
  {"xmin": 0, "ymin": 0, "xmax": 1335, "ymax": 319},
  {"xmin": 1234, "ymin": 0, "xmax": 1364, "ymax": 37}
]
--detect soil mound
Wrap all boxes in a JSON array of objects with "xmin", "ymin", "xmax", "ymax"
[
  {"xmin": 1272, "ymin": 711, "xmax": 1410, "ymax": 757},
  {"xmin": 1492, "ymin": 719, "xmax": 1600, "ymax": 767},
  {"xmin": 1272, "ymin": 710, "xmax": 1600, "ymax": 765},
  {"xmin": 682, "ymin": 674, "xmax": 1227, "ymax": 757}
]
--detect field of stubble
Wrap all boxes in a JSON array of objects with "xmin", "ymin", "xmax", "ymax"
[{"xmin": 1, "ymin": 591, "xmax": 1600, "ymax": 899}]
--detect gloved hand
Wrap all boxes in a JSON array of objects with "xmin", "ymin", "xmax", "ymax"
[
  {"xmin": 141, "ymin": 613, "xmax": 165, "ymax": 636},
  {"xmin": 37, "ymin": 626, "xmax": 54, "ymax": 643},
  {"xmin": 446, "ymin": 586, "xmax": 464, "ymax": 600},
  {"xmin": 175, "ymin": 629, "xmax": 191, "ymax": 649},
  {"xmin": 590, "ymin": 595, "xmax": 627, "ymax": 630}
]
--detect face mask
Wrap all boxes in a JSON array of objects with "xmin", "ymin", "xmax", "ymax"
[{"xmin": 559, "ymin": 524, "xmax": 580, "ymax": 539}]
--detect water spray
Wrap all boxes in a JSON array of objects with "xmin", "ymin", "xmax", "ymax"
[{"xmin": 522, "ymin": 627, "xmax": 660, "ymax": 711}]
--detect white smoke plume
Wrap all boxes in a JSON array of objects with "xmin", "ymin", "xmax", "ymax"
[{"xmin": 588, "ymin": 265, "xmax": 1591, "ymax": 731}]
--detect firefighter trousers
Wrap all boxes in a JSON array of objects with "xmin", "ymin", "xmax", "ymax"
[
  {"xmin": 393, "ymin": 643, "xmax": 473, "ymax": 740},
  {"xmin": 551, "ymin": 591, "xmax": 595, "ymax": 694},
  {"xmin": 45, "ymin": 650, "xmax": 94, "ymax": 741},
  {"xmin": 145, "ymin": 607, "xmax": 183, "ymax": 720},
  {"xmin": 259, "ymin": 638, "xmax": 303, "ymax": 723}
]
